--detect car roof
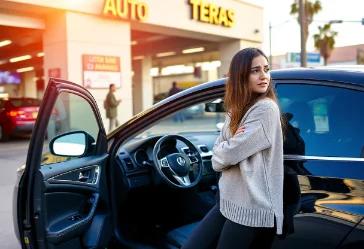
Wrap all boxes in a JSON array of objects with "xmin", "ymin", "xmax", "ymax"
[
  {"xmin": 187, "ymin": 66, "xmax": 364, "ymax": 93},
  {"xmin": 314, "ymin": 65, "xmax": 364, "ymax": 72},
  {"xmin": 270, "ymin": 66, "xmax": 364, "ymax": 85},
  {"xmin": 3, "ymin": 97, "xmax": 39, "ymax": 101}
]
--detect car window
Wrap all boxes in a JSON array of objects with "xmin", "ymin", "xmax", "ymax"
[
  {"xmin": 41, "ymin": 92, "xmax": 100, "ymax": 165},
  {"xmin": 9, "ymin": 98, "xmax": 41, "ymax": 107},
  {"xmin": 136, "ymin": 100, "xmax": 226, "ymax": 138},
  {"xmin": 277, "ymin": 83, "xmax": 364, "ymax": 158}
]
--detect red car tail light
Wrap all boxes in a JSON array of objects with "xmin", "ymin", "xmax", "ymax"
[{"xmin": 6, "ymin": 111, "xmax": 26, "ymax": 117}]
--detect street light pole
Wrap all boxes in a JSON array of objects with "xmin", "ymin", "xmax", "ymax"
[
  {"xmin": 268, "ymin": 19, "xmax": 293, "ymax": 69},
  {"xmin": 299, "ymin": 0, "xmax": 307, "ymax": 67},
  {"xmin": 269, "ymin": 22, "xmax": 272, "ymax": 69}
]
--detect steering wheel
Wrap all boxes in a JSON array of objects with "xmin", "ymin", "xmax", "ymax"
[{"xmin": 152, "ymin": 134, "xmax": 203, "ymax": 188}]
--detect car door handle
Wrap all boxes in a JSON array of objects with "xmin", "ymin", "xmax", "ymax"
[
  {"xmin": 48, "ymin": 165, "xmax": 100, "ymax": 185},
  {"xmin": 78, "ymin": 170, "xmax": 90, "ymax": 182},
  {"xmin": 46, "ymin": 193, "xmax": 99, "ymax": 245}
]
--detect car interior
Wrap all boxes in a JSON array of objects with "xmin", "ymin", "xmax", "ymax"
[
  {"xmin": 105, "ymin": 96, "xmax": 315, "ymax": 249},
  {"xmin": 74, "ymin": 96, "xmax": 305, "ymax": 249},
  {"xmin": 104, "ymin": 97, "xmax": 311, "ymax": 249},
  {"xmin": 111, "ymin": 125, "xmax": 223, "ymax": 248}
]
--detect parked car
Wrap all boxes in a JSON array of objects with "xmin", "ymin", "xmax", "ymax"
[
  {"xmin": 0, "ymin": 97, "xmax": 60, "ymax": 141},
  {"xmin": 153, "ymin": 92, "xmax": 169, "ymax": 104},
  {"xmin": 13, "ymin": 67, "xmax": 364, "ymax": 249}
]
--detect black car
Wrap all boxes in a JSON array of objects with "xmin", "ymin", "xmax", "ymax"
[{"xmin": 13, "ymin": 67, "xmax": 364, "ymax": 249}]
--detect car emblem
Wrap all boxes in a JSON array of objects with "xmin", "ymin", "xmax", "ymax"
[{"xmin": 177, "ymin": 157, "xmax": 186, "ymax": 166}]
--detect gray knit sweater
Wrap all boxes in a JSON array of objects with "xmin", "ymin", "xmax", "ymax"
[{"xmin": 212, "ymin": 99, "xmax": 284, "ymax": 235}]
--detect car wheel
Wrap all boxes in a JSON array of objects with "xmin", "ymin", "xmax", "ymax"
[{"xmin": 0, "ymin": 125, "xmax": 10, "ymax": 142}]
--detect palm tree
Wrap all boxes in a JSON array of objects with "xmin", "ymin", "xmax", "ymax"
[
  {"xmin": 290, "ymin": 0, "xmax": 322, "ymax": 45},
  {"xmin": 313, "ymin": 24, "xmax": 338, "ymax": 65}
]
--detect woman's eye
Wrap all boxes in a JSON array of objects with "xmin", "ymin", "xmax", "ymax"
[{"xmin": 252, "ymin": 69, "xmax": 258, "ymax": 73}]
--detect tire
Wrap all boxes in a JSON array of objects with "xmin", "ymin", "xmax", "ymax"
[{"xmin": 0, "ymin": 125, "xmax": 10, "ymax": 142}]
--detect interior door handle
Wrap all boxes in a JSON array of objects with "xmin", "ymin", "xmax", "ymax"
[
  {"xmin": 48, "ymin": 166, "xmax": 100, "ymax": 185},
  {"xmin": 79, "ymin": 170, "xmax": 90, "ymax": 182}
]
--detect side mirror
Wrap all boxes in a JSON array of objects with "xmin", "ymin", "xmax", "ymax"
[
  {"xmin": 49, "ymin": 131, "xmax": 94, "ymax": 157},
  {"xmin": 205, "ymin": 102, "xmax": 225, "ymax": 113}
]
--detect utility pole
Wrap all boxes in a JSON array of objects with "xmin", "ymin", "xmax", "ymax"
[
  {"xmin": 299, "ymin": 0, "xmax": 307, "ymax": 67},
  {"xmin": 269, "ymin": 22, "xmax": 272, "ymax": 69}
]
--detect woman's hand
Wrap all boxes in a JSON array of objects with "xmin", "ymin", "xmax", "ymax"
[{"xmin": 234, "ymin": 126, "xmax": 245, "ymax": 136}]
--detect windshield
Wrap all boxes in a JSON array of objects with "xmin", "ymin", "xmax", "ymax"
[
  {"xmin": 9, "ymin": 98, "xmax": 41, "ymax": 107},
  {"xmin": 136, "ymin": 101, "xmax": 226, "ymax": 138}
]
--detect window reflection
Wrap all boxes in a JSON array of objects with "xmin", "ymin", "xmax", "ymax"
[
  {"xmin": 41, "ymin": 93, "xmax": 99, "ymax": 166},
  {"xmin": 137, "ymin": 101, "xmax": 226, "ymax": 138},
  {"xmin": 277, "ymin": 84, "xmax": 364, "ymax": 158}
]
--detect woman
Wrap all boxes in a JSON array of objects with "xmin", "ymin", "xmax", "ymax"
[{"xmin": 182, "ymin": 48, "xmax": 285, "ymax": 249}]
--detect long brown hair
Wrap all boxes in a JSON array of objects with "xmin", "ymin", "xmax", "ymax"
[{"xmin": 224, "ymin": 48, "xmax": 285, "ymax": 137}]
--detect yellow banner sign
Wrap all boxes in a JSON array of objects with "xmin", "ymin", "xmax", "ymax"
[
  {"xmin": 189, "ymin": 0, "xmax": 235, "ymax": 27},
  {"xmin": 103, "ymin": 0, "xmax": 148, "ymax": 21}
]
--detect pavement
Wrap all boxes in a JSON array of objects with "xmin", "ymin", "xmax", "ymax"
[{"xmin": 0, "ymin": 137, "xmax": 30, "ymax": 249}]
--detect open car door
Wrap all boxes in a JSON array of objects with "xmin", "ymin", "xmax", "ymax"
[{"xmin": 15, "ymin": 78, "xmax": 111, "ymax": 249}]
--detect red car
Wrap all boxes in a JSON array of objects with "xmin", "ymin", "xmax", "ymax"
[{"xmin": 0, "ymin": 97, "xmax": 59, "ymax": 141}]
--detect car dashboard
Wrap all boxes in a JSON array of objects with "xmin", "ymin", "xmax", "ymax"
[{"xmin": 116, "ymin": 132, "xmax": 220, "ymax": 189}]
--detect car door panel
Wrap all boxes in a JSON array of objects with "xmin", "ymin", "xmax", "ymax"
[
  {"xmin": 41, "ymin": 154, "xmax": 108, "ymax": 186},
  {"xmin": 273, "ymin": 81, "xmax": 364, "ymax": 248},
  {"xmin": 39, "ymin": 157, "xmax": 108, "ymax": 246},
  {"xmin": 17, "ymin": 78, "xmax": 110, "ymax": 249},
  {"xmin": 273, "ymin": 166, "xmax": 362, "ymax": 249},
  {"xmin": 339, "ymin": 217, "xmax": 364, "ymax": 249},
  {"xmin": 45, "ymin": 193, "xmax": 99, "ymax": 245},
  {"xmin": 36, "ymin": 157, "xmax": 108, "ymax": 248}
]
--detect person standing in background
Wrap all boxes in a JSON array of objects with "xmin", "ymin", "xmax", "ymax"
[
  {"xmin": 168, "ymin": 81, "xmax": 184, "ymax": 122},
  {"xmin": 105, "ymin": 83, "xmax": 122, "ymax": 132}
]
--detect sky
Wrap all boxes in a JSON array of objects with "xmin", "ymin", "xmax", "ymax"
[{"xmin": 243, "ymin": 0, "xmax": 364, "ymax": 56}]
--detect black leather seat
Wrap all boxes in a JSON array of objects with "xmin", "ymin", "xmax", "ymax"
[{"xmin": 164, "ymin": 222, "xmax": 199, "ymax": 248}]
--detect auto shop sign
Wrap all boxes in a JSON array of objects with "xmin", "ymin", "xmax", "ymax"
[{"xmin": 82, "ymin": 54, "xmax": 121, "ymax": 89}]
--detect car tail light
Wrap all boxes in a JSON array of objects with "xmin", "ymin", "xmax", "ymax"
[{"xmin": 6, "ymin": 110, "xmax": 25, "ymax": 117}]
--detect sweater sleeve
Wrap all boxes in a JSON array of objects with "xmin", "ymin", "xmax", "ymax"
[
  {"xmin": 211, "ymin": 129, "xmax": 226, "ymax": 170},
  {"xmin": 211, "ymin": 104, "xmax": 272, "ymax": 171}
]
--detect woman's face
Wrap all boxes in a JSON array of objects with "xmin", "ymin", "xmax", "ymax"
[{"xmin": 248, "ymin": 55, "xmax": 270, "ymax": 94}]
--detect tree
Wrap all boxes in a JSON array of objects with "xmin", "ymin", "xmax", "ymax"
[
  {"xmin": 313, "ymin": 24, "xmax": 338, "ymax": 65},
  {"xmin": 290, "ymin": 0, "xmax": 322, "ymax": 45}
]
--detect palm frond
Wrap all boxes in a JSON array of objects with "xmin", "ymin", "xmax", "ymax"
[
  {"xmin": 313, "ymin": 0, "xmax": 322, "ymax": 13},
  {"xmin": 290, "ymin": 2, "xmax": 299, "ymax": 14},
  {"xmin": 313, "ymin": 22, "xmax": 338, "ymax": 62}
]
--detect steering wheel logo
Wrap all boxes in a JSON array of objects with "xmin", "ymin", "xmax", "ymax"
[{"xmin": 177, "ymin": 157, "xmax": 186, "ymax": 166}]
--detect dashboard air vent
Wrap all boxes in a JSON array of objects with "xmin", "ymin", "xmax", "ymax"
[
  {"xmin": 199, "ymin": 146, "xmax": 209, "ymax": 153},
  {"xmin": 123, "ymin": 158, "xmax": 135, "ymax": 171},
  {"xmin": 182, "ymin": 148, "xmax": 193, "ymax": 155}
]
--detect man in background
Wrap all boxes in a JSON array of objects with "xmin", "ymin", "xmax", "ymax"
[
  {"xmin": 168, "ymin": 81, "xmax": 180, "ymax": 96},
  {"xmin": 168, "ymin": 81, "xmax": 184, "ymax": 122},
  {"xmin": 105, "ymin": 83, "xmax": 122, "ymax": 132}
]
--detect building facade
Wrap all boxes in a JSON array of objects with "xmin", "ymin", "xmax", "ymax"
[{"xmin": 0, "ymin": 0, "xmax": 264, "ymax": 124}]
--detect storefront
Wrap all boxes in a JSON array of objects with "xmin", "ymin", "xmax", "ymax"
[{"xmin": 0, "ymin": 0, "xmax": 264, "ymax": 123}]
